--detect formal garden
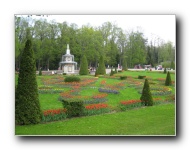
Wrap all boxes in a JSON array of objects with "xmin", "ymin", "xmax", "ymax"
[{"xmin": 15, "ymin": 69, "xmax": 175, "ymax": 135}]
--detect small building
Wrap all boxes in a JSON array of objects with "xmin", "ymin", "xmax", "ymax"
[{"xmin": 59, "ymin": 44, "xmax": 77, "ymax": 74}]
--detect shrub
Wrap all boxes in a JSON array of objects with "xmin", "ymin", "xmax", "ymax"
[
  {"xmin": 110, "ymin": 69, "xmax": 114, "ymax": 76},
  {"xmin": 95, "ymin": 68, "xmax": 99, "ymax": 77},
  {"xmin": 170, "ymin": 61, "xmax": 175, "ymax": 70},
  {"xmin": 63, "ymin": 73, "xmax": 67, "ymax": 75},
  {"xmin": 138, "ymin": 75, "xmax": 146, "ymax": 79},
  {"xmin": 98, "ymin": 56, "xmax": 106, "ymax": 75},
  {"xmin": 64, "ymin": 76, "xmax": 81, "ymax": 82},
  {"xmin": 120, "ymin": 76, "xmax": 127, "ymax": 80},
  {"xmin": 62, "ymin": 99, "xmax": 84, "ymax": 117},
  {"xmin": 140, "ymin": 79, "xmax": 153, "ymax": 106},
  {"xmin": 39, "ymin": 69, "xmax": 42, "ymax": 76},
  {"xmin": 79, "ymin": 55, "xmax": 88, "ymax": 75},
  {"xmin": 165, "ymin": 71, "xmax": 172, "ymax": 86},
  {"xmin": 114, "ymin": 67, "xmax": 117, "ymax": 74},
  {"xmin": 15, "ymin": 30, "xmax": 42, "ymax": 125},
  {"xmin": 164, "ymin": 68, "xmax": 167, "ymax": 74}
]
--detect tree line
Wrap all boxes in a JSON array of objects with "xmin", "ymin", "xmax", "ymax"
[{"xmin": 15, "ymin": 16, "xmax": 175, "ymax": 71}]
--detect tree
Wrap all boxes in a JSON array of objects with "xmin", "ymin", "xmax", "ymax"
[
  {"xmin": 15, "ymin": 29, "xmax": 42, "ymax": 125},
  {"xmin": 39, "ymin": 68, "xmax": 42, "ymax": 76},
  {"xmin": 122, "ymin": 57, "xmax": 128, "ymax": 71},
  {"xmin": 97, "ymin": 55, "xmax": 106, "ymax": 75},
  {"xmin": 165, "ymin": 71, "xmax": 172, "ymax": 86},
  {"xmin": 140, "ymin": 79, "xmax": 153, "ymax": 106},
  {"xmin": 126, "ymin": 30, "xmax": 147, "ymax": 68},
  {"xmin": 170, "ymin": 60, "xmax": 175, "ymax": 70},
  {"xmin": 79, "ymin": 54, "xmax": 88, "ymax": 75}
]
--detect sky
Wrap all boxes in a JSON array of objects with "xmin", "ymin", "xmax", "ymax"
[{"xmin": 29, "ymin": 14, "xmax": 176, "ymax": 46}]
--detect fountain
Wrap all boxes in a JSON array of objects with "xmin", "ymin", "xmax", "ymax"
[{"xmin": 59, "ymin": 44, "xmax": 77, "ymax": 74}]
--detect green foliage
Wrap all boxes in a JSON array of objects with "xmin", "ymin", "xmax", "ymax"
[
  {"xmin": 39, "ymin": 69, "xmax": 42, "ymax": 76},
  {"xmin": 138, "ymin": 75, "xmax": 146, "ymax": 79},
  {"xmin": 140, "ymin": 79, "xmax": 153, "ymax": 106},
  {"xmin": 97, "ymin": 56, "xmax": 106, "ymax": 75},
  {"xmin": 170, "ymin": 61, "xmax": 175, "ymax": 70},
  {"xmin": 15, "ymin": 35, "xmax": 42, "ymax": 125},
  {"xmin": 122, "ymin": 58, "xmax": 128, "ymax": 71},
  {"xmin": 95, "ymin": 68, "xmax": 99, "ymax": 77},
  {"xmin": 79, "ymin": 55, "xmax": 89, "ymax": 75},
  {"xmin": 110, "ymin": 69, "xmax": 114, "ymax": 76},
  {"xmin": 161, "ymin": 61, "xmax": 171, "ymax": 68},
  {"xmin": 64, "ymin": 76, "xmax": 81, "ymax": 82},
  {"xmin": 165, "ymin": 71, "xmax": 172, "ymax": 86},
  {"xmin": 62, "ymin": 99, "xmax": 84, "ymax": 117},
  {"xmin": 164, "ymin": 68, "xmax": 167, "ymax": 74},
  {"xmin": 120, "ymin": 76, "xmax": 127, "ymax": 80},
  {"xmin": 114, "ymin": 67, "xmax": 117, "ymax": 73}
]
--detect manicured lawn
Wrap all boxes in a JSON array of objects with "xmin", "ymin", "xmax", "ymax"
[{"xmin": 15, "ymin": 103, "xmax": 175, "ymax": 135}]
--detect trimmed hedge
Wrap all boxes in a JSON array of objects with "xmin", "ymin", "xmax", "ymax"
[
  {"xmin": 64, "ymin": 76, "xmax": 81, "ymax": 82},
  {"xmin": 120, "ymin": 76, "xmax": 127, "ymax": 80},
  {"xmin": 62, "ymin": 99, "xmax": 84, "ymax": 118},
  {"xmin": 138, "ymin": 75, "xmax": 146, "ymax": 79}
]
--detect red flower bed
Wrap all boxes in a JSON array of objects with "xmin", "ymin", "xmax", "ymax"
[
  {"xmin": 100, "ymin": 80, "xmax": 106, "ymax": 85},
  {"xmin": 92, "ymin": 93, "xmax": 108, "ymax": 99},
  {"xmin": 85, "ymin": 103, "xmax": 108, "ymax": 110},
  {"xmin": 120, "ymin": 100, "xmax": 141, "ymax": 105},
  {"xmin": 43, "ymin": 108, "xmax": 67, "ymax": 116}
]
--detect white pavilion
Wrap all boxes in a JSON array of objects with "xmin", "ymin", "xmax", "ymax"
[{"xmin": 59, "ymin": 44, "xmax": 77, "ymax": 74}]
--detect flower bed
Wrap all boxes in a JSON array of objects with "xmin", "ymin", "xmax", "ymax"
[
  {"xmin": 98, "ymin": 88, "xmax": 119, "ymax": 94},
  {"xmin": 84, "ymin": 103, "xmax": 110, "ymax": 116},
  {"xmin": 39, "ymin": 89, "xmax": 64, "ymax": 94},
  {"xmin": 83, "ymin": 98, "xmax": 108, "ymax": 104},
  {"xmin": 38, "ymin": 86, "xmax": 64, "ymax": 94},
  {"xmin": 138, "ymin": 86, "xmax": 172, "ymax": 96},
  {"xmin": 42, "ymin": 108, "xmax": 67, "ymax": 122},
  {"xmin": 119, "ymin": 100, "xmax": 142, "ymax": 111}
]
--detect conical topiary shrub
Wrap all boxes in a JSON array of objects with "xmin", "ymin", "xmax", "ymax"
[
  {"xmin": 165, "ymin": 71, "xmax": 172, "ymax": 86},
  {"xmin": 79, "ymin": 55, "xmax": 89, "ymax": 75},
  {"xmin": 15, "ymin": 32, "xmax": 42, "ymax": 125},
  {"xmin": 98, "ymin": 55, "xmax": 106, "ymax": 75},
  {"xmin": 164, "ymin": 68, "xmax": 167, "ymax": 74},
  {"xmin": 140, "ymin": 78, "xmax": 153, "ymax": 106}
]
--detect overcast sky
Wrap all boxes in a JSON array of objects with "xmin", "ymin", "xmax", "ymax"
[{"xmin": 30, "ymin": 14, "xmax": 176, "ymax": 46}]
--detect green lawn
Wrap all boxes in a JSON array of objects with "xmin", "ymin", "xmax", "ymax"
[{"xmin": 15, "ymin": 103, "xmax": 175, "ymax": 135}]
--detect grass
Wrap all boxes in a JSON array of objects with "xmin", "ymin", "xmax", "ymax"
[
  {"xmin": 15, "ymin": 103, "xmax": 175, "ymax": 135},
  {"xmin": 39, "ymin": 94, "xmax": 62, "ymax": 110},
  {"xmin": 116, "ymin": 70, "xmax": 175, "ymax": 80}
]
